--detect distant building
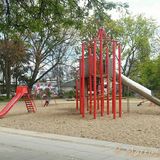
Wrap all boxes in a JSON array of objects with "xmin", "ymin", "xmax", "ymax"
[{"xmin": 61, "ymin": 79, "xmax": 75, "ymax": 92}]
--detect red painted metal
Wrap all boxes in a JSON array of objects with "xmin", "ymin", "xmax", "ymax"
[
  {"xmin": 99, "ymin": 28, "xmax": 104, "ymax": 116},
  {"xmin": 77, "ymin": 28, "xmax": 122, "ymax": 120},
  {"xmin": 93, "ymin": 39, "xmax": 97, "ymax": 119},
  {"xmin": 23, "ymin": 94, "xmax": 36, "ymax": 113},
  {"xmin": 87, "ymin": 95, "xmax": 89, "ymax": 111},
  {"xmin": 16, "ymin": 86, "xmax": 28, "ymax": 94},
  {"xmin": 0, "ymin": 86, "xmax": 36, "ymax": 118},
  {"xmin": 112, "ymin": 41, "xmax": 116, "ymax": 119},
  {"xmin": 118, "ymin": 44, "xmax": 122, "ymax": 117},
  {"xmin": 81, "ymin": 43, "xmax": 85, "ymax": 118},
  {"xmin": 88, "ymin": 46, "xmax": 92, "ymax": 114},
  {"xmin": 106, "ymin": 47, "xmax": 110, "ymax": 115},
  {"xmin": 0, "ymin": 92, "xmax": 23, "ymax": 118},
  {"xmin": 97, "ymin": 89, "xmax": 99, "ymax": 110},
  {"xmin": 97, "ymin": 83, "xmax": 100, "ymax": 110},
  {"xmin": 79, "ymin": 59, "xmax": 82, "ymax": 114},
  {"xmin": 76, "ymin": 79, "xmax": 78, "ymax": 111}
]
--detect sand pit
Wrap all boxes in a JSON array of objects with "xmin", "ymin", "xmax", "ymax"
[{"xmin": 0, "ymin": 98, "xmax": 160, "ymax": 148}]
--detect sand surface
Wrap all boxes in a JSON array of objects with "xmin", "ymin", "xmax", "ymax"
[{"xmin": 0, "ymin": 99, "xmax": 160, "ymax": 148}]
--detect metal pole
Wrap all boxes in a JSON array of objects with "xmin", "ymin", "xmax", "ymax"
[
  {"xmin": 81, "ymin": 43, "xmax": 85, "ymax": 118},
  {"xmin": 76, "ymin": 79, "xmax": 78, "ymax": 111},
  {"xmin": 106, "ymin": 47, "xmax": 110, "ymax": 115},
  {"xmin": 93, "ymin": 39, "xmax": 97, "ymax": 119},
  {"xmin": 79, "ymin": 59, "xmax": 82, "ymax": 114},
  {"xmin": 118, "ymin": 44, "xmax": 122, "ymax": 117},
  {"xmin": 112, "ymin": 41, "xmax": 116, "ymax": 119},
  {"xmin": 127, "ymin": 86, "xmax": 130, "ymax": 113},
  {"xmin": 88, "ymin": 47, "xmax": 92, "ymax": 114},
  {"xmin": 87, "ymin": 93, "xmax": 89, "ymax": 111},
  {"xmin": 97, "ymin": 84, "xmax": 99, "ymax": 110},
  {"xmin": 99, "ymin": 28, "xmax": 104, "ymax": 116}
]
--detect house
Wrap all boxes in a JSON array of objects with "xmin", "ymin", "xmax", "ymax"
[{"xmin": 61, "ymin": 79, "xmax": 75, "ymax": 92}]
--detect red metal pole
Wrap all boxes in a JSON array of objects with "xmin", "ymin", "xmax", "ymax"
[
  {"xmin": 112, "ymin": 41, "xmax": 116, "ymax": 119},
  {"xmin": 88, "ymin": 47, "xmax": 92, "ymax": 114},
  {"xmin": 118, "ymin": 44, "xmax": 122, "ymax": 117},
  {"xmin": 93, "ymin": 39, "xmax": 97, "ymax": 119},
  {"xmin": 76, "ymin": 79, "xmax": 78, "ymax": 111},
  {"xmin": 99, "ymin": 28, "xmax": 104, "ymax": 117},
  {"xmin": 97, "ymin": 85, "xmax": 99, "ymax": 110},
  {"xmin": 81, "ymin": 42, "xmax": 85, "ymax": 118},
  {"xmin": 87, "ymin": 95, "xmax": 89, "ymax": 111},
  {"xmin": 79, "ymin": 59, "xmax": 82, "ymax": 114},
  {"xmin": 106, "ymin": 47, "xmax": 110, "ymax": 115}
]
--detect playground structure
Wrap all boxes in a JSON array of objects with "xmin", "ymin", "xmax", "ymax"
[
  {"xmin": 76, "ymin": 28, "xmax": 160, "ymax": 119},
  {"xmin": 75, "ymin": 28, "xmax": 122, "ymax": 119},
  {"xmin": 0, "ymin": 86, "xmax": 36, "ymax": 118}
]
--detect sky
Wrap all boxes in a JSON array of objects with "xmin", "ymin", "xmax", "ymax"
[{"xmin": 110, "ymin": 0, "xmax": 160, "ymax": 25}]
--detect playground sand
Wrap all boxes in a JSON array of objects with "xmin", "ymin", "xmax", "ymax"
[{"xmin": 0, "ymin": 99, "xmax": 160, "ymax": 148}]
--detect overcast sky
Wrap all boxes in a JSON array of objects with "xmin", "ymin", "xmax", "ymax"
[{"xmin": 111, "ymin": 0, "xmax": 160, "ymax": 25}]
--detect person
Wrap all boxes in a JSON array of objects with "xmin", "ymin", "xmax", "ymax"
[{"xmin": 43, "ymin": 93, "xmax": 49, "ymax": 107}]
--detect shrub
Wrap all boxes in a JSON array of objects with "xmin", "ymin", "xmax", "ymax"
[{"xmin": 64, "ymin": 90, "xmax": 75, "ymax": 98}]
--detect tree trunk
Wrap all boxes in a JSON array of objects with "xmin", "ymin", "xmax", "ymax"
[
  {"xmin": 15, "ymin": 75, "xmax": 18, "ymax": 91},
  {"xmin": 2, "ymin": 71, "xmax": 5, "ymax": 94},
  {"xmin": 122, "ymin": 85, "xmax": 127, "ymax": 97},
  {"xmin": 5, "ymin": 61, "xmax": 11, "ymax": 98},
  {"xmin": 27, "ymin": 69, "xmax": 39, "ymax": 91}
]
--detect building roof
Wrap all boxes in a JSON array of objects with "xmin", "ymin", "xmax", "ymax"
[{"xmin": 61, "ymin": 79, "xmax": 75, "ymax": 88}]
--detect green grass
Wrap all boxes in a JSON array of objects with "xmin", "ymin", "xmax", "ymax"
[{"xmin": 0, "ymin": 96, "xmax": 10, "ymax": 102}]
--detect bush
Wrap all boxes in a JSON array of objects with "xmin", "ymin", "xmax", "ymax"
[
  {"xmin": 0, "ymin": 96, "xmax": 10, "ymax": 102},
  {"xmin": 57, "ymin": 89, "xmax": 64, "ymax": 98},
  {"xmin": 64, "ymin": 90, "xmax": 75, "ymax": 98},
  {"xmin": 152, "ymin": 90, "xmax": 160, "ymax": 98}
]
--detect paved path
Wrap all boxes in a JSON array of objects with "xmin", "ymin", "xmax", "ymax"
[{"xmin": 0, "ymin": 127, "xmax": 160, "ymax": 160}]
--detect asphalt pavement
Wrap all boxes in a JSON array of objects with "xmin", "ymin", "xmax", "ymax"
[{"xmin": 0, "ymin": 127, "xmax": 160, "ymax": 160}]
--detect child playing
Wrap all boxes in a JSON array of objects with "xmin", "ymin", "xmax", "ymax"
[{"xmin": 43, "ymin": 93, "xmax": 49, "ymax": 107}]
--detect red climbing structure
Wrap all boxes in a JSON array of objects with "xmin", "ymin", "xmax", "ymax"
[
  {"xmin": 76, "ymin": 28, "xmax": 122, "ymax": 119},
  {"xmin": 0, "ymin": 86, "xmax": 36, "ymax": 118}
]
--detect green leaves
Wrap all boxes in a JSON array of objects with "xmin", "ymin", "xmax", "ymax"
[
  {"xmin": 110, "ymin": 15, "xmax": 157, "ymax": 77},
  {"xmin": 139, "ymin": 57, "xmax": 160, "ymax": 90}
]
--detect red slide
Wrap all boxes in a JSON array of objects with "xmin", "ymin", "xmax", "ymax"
[
  {"xmin": 0, "ymin": 93, "xmax": 24, "ymax": 118},
  {"xmin": 0, "ymin": 86, "xmax": 36, "ymax": 118}
]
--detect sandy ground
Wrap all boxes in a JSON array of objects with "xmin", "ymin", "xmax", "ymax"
[{"xmin": 0, "ymin": 98, "xmax": 160, "ymax": 148}]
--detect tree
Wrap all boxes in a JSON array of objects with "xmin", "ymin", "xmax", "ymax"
[
  {"xmin": 151, "ymin": 28, "xmax": 160, "ymax": 57},
  {"xmin": 139, "ymin": 27, "xmax": 160, "ymax": 93},
  {"xmin": 139, "ymin": 57, "xmax": 160, "ymax": 92},
  {"xmin": 79, "ymin": 1, "xmax": 128, "ymax": 41},
  {"xmin": 105, "ymin": 15, "xmax": 157, "ymax": 78},
  {"xmin": 0, "ymin": 0, "xmax": 129, "ymax": 92},
  {"xmin": 0, "ymin": 39, "xmax": 26, "ymax": 97}
]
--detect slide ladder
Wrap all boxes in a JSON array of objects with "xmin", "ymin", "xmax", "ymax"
[{"xmin": 23, "ymin": 94, "xmax": 36, "ymax": 113}]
